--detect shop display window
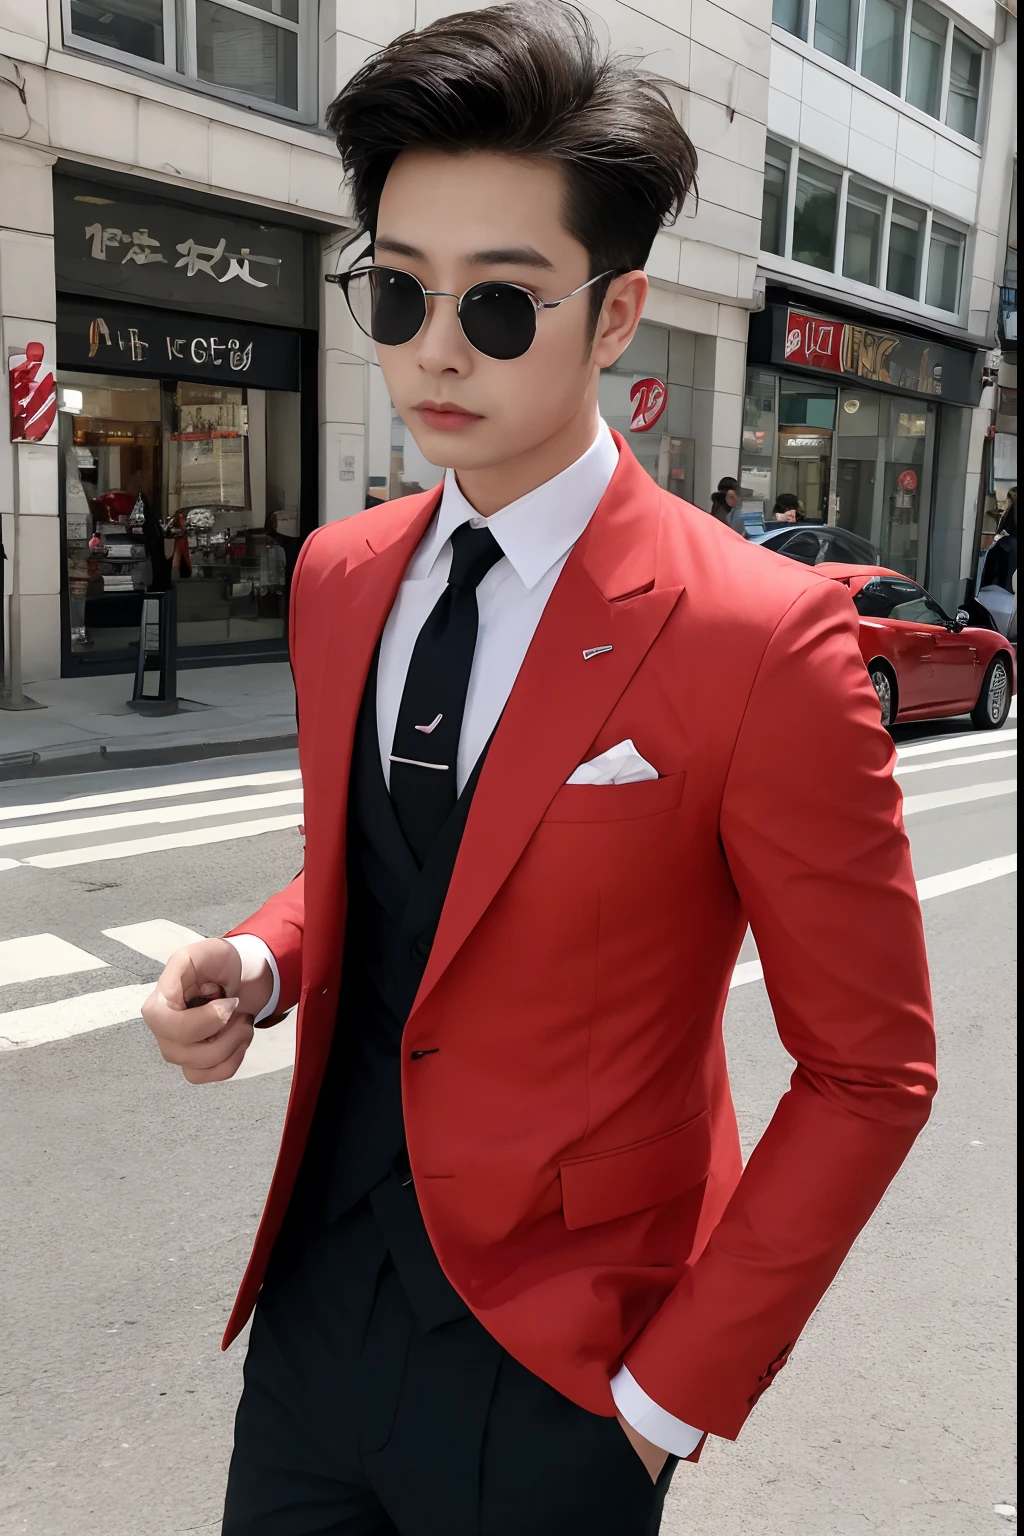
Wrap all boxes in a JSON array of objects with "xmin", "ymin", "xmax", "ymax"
[{"xmin": 59, "ymin": 371, "xmax": 301, "ymax": 663}]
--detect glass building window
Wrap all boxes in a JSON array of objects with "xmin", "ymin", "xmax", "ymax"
[
  {"xmin": 792, "ymin": 161, "xmax": 841, "ymax": 271},
  {"xmin": 926, "ymin": 223, "xmax": 965, "ymax": 310},
  {"xmin": 887, "ymin": 201, "xmax": 925, "ymax": 298},
  {"xmin": 843, "ymin": 182, "xmax": 886, "ymax": 286},
  {"xmin": 946, "ymin": 29, "xmax": 982, "ymax": 137},
  {"xmin": 63, "ymin": 0, "xmax": 314, "ymax": 121},
  {"xmin": 772, "ymin": 0, "xmax": 808, "ymax": 39},
  {"xmin": 906, "ymin": 0, "xmax": 947, "ymax": 118},
  {"xmin": 861, "ymin": 0, "xmax": 906, "ymax": 94},
  {"xmin": 814, "ymin": 0, "xmax": 854, "ymax": 63},
  {"xmin": 195, "ymin": 0, "xmax": 299, "ymax": 111},
  {"xmin": 761, "ymin": 139, "xmax": 792, "ymax": 256},
  {"xmin": 67, "ymin": 0, "xmax": 164, "ymax": 61}
]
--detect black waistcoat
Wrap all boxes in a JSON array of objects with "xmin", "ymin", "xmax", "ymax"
[{"xmin": 292, "ymin": 649, "xmax": 488, "ymax": 1326}]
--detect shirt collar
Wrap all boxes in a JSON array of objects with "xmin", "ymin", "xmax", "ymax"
[{"xmin": 419, "ymin": 420, "xmax": 619, "ymax": 591}]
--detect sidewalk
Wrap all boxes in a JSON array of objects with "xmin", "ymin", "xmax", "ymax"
[{"xmin": 0, "ymin": 661, "xmax": 296, "ymax": 781}]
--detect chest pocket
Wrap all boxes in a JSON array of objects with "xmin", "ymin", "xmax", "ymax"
[{"xmin": 543, "ymin": 770, "xmax": 686, "ymax": 824}]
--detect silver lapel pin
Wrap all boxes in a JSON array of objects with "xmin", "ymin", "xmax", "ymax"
[
  {"xmin": 414, "ymin": 713, "xmax": 443, "ymax": 734},
  {"xmin": 582, "ymin": 645, "xmax": 614, "ymax": 661}
]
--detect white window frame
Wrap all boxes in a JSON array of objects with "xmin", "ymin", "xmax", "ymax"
[
  {"xmin": 759, "ymin": 140, "xmax": 970, "ymax": 317},
  {"xmin": 60, "ymin": 0, "xmax": 318, "ymax": 125},
  {"xmin": 771, "ymin": 0, "xmax": 989, "ymax": 143}
]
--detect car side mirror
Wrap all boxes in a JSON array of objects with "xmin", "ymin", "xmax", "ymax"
[{"xmin": 952, "ymin": 608, "xmax": 971, "ymax": 631}]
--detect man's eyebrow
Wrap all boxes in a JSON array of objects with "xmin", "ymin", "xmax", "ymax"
[
  {"xmin": 466, "ymin": 245, "xmax": 555, "ymax": 270},
  {"xmin": 373, "ymin": 238, "xmax": 555, "ymax": 271},
  {"xmin": 374, "ymin": 237, "xmax": 426, "ymax": 260}
]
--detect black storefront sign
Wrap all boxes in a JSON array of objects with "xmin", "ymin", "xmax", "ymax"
[
  {"xmin": 54, "ymin": 173, "xmax": 312, "ymax": 329},
  {"xmin": 749, "ymin": 303, "xmax": 983, "ymax": 408},
  {"xmin": 57, "ymin": 296, "xmax": 301, "ymax": 392}
]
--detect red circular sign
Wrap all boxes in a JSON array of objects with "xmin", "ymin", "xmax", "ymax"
[
  {"xmin": 897, "ymin": 470, "xmax": 918, "ymax": 492},
  {"xmin": 628, "ymin": 377, "xmax": 668, "ymax": 433}
]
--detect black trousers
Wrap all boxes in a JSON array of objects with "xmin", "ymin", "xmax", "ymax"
[{"xmin": 222, "ymin": 1202, "xmax": 677, "ymax": 1535}]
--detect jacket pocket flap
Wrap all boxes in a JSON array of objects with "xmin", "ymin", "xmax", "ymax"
[{"xmin": 559, "ymin": 1111, "xmax": 711, "ymax": 1231}]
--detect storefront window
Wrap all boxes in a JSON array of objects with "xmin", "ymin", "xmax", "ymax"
[
  {"xmin": 777, "ymin": 378, "xmax": 837, "ymax": 518},
  {"xmin": 740, "ymin": 370, "xmax": 778, "ymax": 517},
  {"xmin": 742, "ymin": 368, "xmax": 936, "ymax": 577},
  {"xmin": 598, "ymin": 322, "xmax": 696, "ymax": 504},
  {"xmin": 59, "ymin": 371, "xmax": 301, "ymax": 660}
]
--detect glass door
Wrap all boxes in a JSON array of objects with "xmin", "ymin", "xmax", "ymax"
[{"xmin": 776, "ymin": 378, "xmax": 837, "ymax": 520}]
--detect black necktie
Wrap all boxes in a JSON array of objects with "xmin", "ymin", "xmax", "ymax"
[{"xmin": 389, "ymin": 522, "xmax": 504, "ymax": 865}]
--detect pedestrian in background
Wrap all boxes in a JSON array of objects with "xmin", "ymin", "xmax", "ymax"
[
  {"xmin": 710, "ymin": 475, "xmax": 747, "ymax": 536},
  {"xmin": 770, "ymin": 493, "xmax": 801, "ymax": 524}
]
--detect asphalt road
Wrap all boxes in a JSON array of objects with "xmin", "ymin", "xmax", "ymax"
[{"xmin": 0, "ymin": 714, "xmax": 1016, "ymax": 1536}]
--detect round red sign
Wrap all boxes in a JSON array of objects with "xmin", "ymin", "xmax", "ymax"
[
  {"xmin": 629, "ymin": 377, "xmax": 668, "ymax": 432},
  {"xmin": 897, "ymin": 470, "xmax": 918, "ymax": 492}
]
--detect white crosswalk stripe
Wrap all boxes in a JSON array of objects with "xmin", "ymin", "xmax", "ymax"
[
  {"xmin": 0, "ymin": 770, "xmax": 303, "ymax": 871},
  {"xmin": 0, "ymin": 852, "xmax": 1016, "ymax": 1067}
]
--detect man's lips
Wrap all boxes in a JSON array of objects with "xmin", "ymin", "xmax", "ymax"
[{"xmin": 416, "ymin": 403, "xmax": 484, "ymax": 431}]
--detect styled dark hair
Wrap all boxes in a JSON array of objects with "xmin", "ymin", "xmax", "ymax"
[
  {"xmin": 326, "ymin": 0, "xmax": 698, "ymax": 319},
  {"xmin": 772, "ymin": 493, "xmax": 801, "ymax": 514},
  {"xmin": 716, "ymin": 477, "xmax": 740, "ymax": 495}
]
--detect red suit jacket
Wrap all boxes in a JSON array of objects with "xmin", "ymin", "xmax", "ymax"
[{"xmin": 224, "ymin": 436, "xmax": 936, "ymax": 1441}]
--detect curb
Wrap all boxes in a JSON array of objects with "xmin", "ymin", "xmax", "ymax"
[{"xmin": 0, "ymin": 731, "xmax": 298, "ymax": 784}]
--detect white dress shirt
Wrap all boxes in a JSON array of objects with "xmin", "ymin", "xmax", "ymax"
[{"xmin": 228, "ymin": 419, "xmax": 704, "ymax": 1459}]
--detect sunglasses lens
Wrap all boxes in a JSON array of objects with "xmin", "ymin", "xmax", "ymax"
[
  {"xmin": 459, "ymin": 283, "xmax": 537, "ymax": 359},
  {"xmin": 345, "ymin": 269, "xmax": 425, "ymax": 346}
]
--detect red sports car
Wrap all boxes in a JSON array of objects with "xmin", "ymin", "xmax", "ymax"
[{"xmin": 817, "ymin": 564, "xmax": 1017, "ymax": 729}]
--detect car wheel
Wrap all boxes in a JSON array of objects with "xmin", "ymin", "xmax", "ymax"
[
  {"xmin": 868, "ymin": 661, "xmax": 897, "ymax": 727},
  {"xmin": 970, "ymin": 654, "xmax": 1013, "ymax": 730}
]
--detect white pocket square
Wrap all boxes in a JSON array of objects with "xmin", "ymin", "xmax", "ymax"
[{"xmin": 566, "ymin": 738, "xmax": 659, "ymax": 786}]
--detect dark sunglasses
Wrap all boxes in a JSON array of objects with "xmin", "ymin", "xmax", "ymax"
[{"xmin": 327, "ymin": 261, "xmax": 618, "ymax": 361}]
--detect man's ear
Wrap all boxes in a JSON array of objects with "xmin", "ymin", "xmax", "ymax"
[{"xmin": 591, "ymin": 271, "xmax": 648, "ymax": 370}]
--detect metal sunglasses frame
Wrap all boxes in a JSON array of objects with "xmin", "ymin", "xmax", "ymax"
[{"xmin": 326, "ymin": 260, "xmax": 620, "ymax": 356}]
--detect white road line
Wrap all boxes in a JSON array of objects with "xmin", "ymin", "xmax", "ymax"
[
  {"xmin": 895, "ymin": 749, "xmax": 1017, "ymax": 776},
  {"xmin": 0, "ymin": 788, "xmax": 303, "ymax": 850},
  {"xmin": 896, "ymin": 730, "xmax": 1016, "ymax": 760},
  {"xmin": 21, "ymin": 812, "xmax": 302, "ymax": 869},
  {"xmin": 0, "ymin": 854, "xmax": 1015, "ymax": 1059},
  {"xmin": 0, "ymin": 984, "xmax": 152, "ymax": 1050},
  {"xmin": 0, "ymin": 858, "xmax": 21, "ymax": 872},
  {"xmin": 103, "ymin": 920, "xmax": 205, "ymax": 964},
  {"xmin": 901, "ymin": 780, "xmax": 1017, "ymax": 816},
  {"xmin": 232, "ymin": 1012, "xmax": 298, "ymax": 1080},
  {"xmin": 915, "ymin": 855, "xmax": 1017, "ymax": 900},
  {"xmin": 0, "ymin": 934, "xmax": 108, "ymax": 988},
  {"xmin": 0, "ymin": 769, "xmax": 301, "ymax": 824}
]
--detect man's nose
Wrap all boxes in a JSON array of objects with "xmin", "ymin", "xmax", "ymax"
[{"xmin": 415, "ymin": 293, "xmax": 472, "ymax": 373}]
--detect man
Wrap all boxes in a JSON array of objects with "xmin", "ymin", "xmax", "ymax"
[{"xmin": 142, "ymin": 5, "xmax": 936, "ymax": 1532}]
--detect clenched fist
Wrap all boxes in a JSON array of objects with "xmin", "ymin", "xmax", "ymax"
[{"xmin": 141, "ymin": 937, "xmax": 273, "ymax": 1084}]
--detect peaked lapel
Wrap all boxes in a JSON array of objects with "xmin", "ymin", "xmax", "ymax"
[
  {"xmin": 302, "ymin": 491, "xmax": 439, "ymax": 973},
  {"xmin": 410, "ymin": 438, "xmax": 684, "ymax": 1020}
]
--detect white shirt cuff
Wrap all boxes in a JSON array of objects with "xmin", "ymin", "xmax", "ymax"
[
  {"xmin": 610, "ymin": 1365, "xmax": 705, "ymax": 1458},
  {"xmin": 224, "ymin": 935, "xmax": 281, "ymax": 1024}
]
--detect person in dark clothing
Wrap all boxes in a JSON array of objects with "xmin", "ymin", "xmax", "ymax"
[
  {"xmin": 770, "ymin": 493, "xmax": 801, "ymax": 524},
  {"xmin": 984, "ymin": 488, "xmax": 1017, "ymax": 593},
  {"xmin": 710, "ymin": 476, "xmax": 746, "ymax": 536}
]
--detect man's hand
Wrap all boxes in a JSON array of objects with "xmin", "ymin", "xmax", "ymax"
[
  {"xmin": 141, "ymin": 938, "xmax": 272, "ymax": 1084},
  {"xmin": 616, "ymin": 1413, "xmax": 669, "ymax": 1483}
]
